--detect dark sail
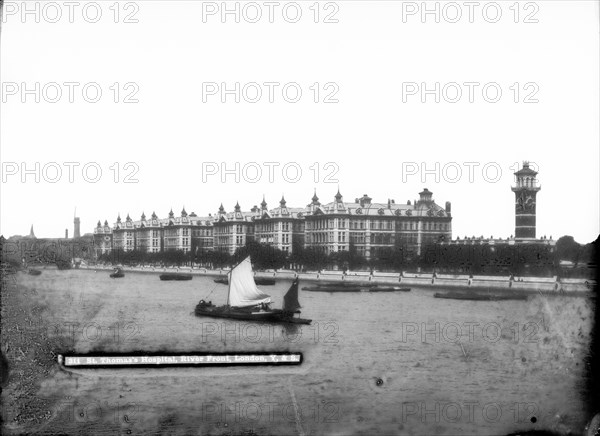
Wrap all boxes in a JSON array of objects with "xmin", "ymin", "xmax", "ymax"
[{"xmin": 283, "ymin": 279, "xmax": 302, "ymax": 312}]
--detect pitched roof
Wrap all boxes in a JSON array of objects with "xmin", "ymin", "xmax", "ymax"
[{"xmin": 309, "ymin": 201, "xmax": 449, "ymax": 218}]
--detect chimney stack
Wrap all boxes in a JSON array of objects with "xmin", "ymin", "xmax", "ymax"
[{"xmin": 74, "ymin": 216, "xmax": 81, "ymax": 238}]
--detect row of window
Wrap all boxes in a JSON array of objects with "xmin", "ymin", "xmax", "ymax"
[
  {"xmin": 108, "ymin": 229, "xmax": 440, "ymax": 251},
  {"xmin": 306, "ymin": 219, "xmax": 450, "ymax": 231},
  {"xmin": 111, "ymin": 220, "xmax": 450, "ymax": 237},
  {"xmin": 314, "ymin": 245, "xmax": 348, "ymax": 253},
  {"xmin": 214, "ymin": 225, "xmax": 249, "ymax": 234},
  {"xmin": 193, "ymin": 229, "xmax": 212, "ymax": 237},
  {"xmin": 255, "ymin": 222, "xmax": 293, "ymax": 232},
  {"xmin": 135, "ymin": 231, "xmax": 162, "ymax": 238}
]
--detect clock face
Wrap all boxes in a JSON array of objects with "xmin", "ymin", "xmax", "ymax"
[
  {"xmin": 524, "ymin": 195, "xmax": 535, "ymax": 211},
  {"xmin": 516, "ymin": 192, "xmax": 535, "ymax": 212},
  {"xmin": 516, "ymin": 193, "xmax": 525, "ymax": 211}
]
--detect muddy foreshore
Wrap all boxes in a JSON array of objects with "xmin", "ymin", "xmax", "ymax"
[{"xmin": 1, "ymin": 267, "xmax": 73, "ymax": 434}]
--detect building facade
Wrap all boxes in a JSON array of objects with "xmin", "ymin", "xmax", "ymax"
[
  {"xmin": 92, "ymin": 188, "xmax": 453, "ymax": 261},
  {"xmin": 304, "ymin": 189, "xmax": 452, "ymax": 257},
  {"xmin": 94, "ymin": 209, "xmax": 213, "ymax": 257},
  {"xmin": 93, "ymin": 220, "xmax": 113, "ymax": 256},
  {"xmin": 213, "ymin": 203, "xmax": 256, "ymax": 255},
  {"xmin": 253, "ymin": 196, "xmax": 305, "ymax": 255}
]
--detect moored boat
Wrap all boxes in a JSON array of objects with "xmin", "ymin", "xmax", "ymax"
[
  {"xmin": 195, "ymin": 257, "xmax": 311, "ymax": 324},
  {"xmin": 434, "ymin": 291, "xmax": 528, "ymax": 301},
  {"xmin": 254, "ymin": 277, "xmax": 276, "ymax": 286},
  {"xmin": 314, "ymin": 281, "xmax": 377, "ymax": 288},
  {"xmin": 369, "ymin": 286, "xmax": 411, "ymax": 292},
  {"xmin": 160, "ymin": 273, "xmax": 193, "ymax": 281},
  {"xmin": 213, "ymin": 277, "xmax": 276, "ymax": 286},
  {"xmin": 28, "ymin": 269, "xmax": 42, "ymax": 276},
  {"xmin": 302, "ymin": 285, "xmax": 363, "ymax": 292}
]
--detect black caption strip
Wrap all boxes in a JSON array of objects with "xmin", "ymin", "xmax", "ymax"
[{"xmin": 60, "ymin": 352, "xmax": 302, "ymax": 368}]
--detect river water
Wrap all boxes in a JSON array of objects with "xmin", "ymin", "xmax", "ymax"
[{"xmin": 4, "ymin": 269, "xmax": 595, "ymax": 435}]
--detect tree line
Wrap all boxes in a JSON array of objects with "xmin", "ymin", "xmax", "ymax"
[{"xmin": 93, "ymin": 236, "xmax": 597, "ymax": 278}]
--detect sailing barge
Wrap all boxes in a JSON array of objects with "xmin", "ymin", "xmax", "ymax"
[{"xmin": 196, "ymin": 257, "xmax": 311, "ymax": 324}]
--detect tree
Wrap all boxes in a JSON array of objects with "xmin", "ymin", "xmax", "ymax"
[
  {"xmin": 295, "ymin": 246, "xmax": 328, "ymax": 271},
  {"xmin": 556, "ymin": 236, "xmax": 581, "ymax": 262},
  {"xmin": 207, "ymin": 250, "xmax": 231, "ymax": 268},
  {"xmin": 233, "ymin": 241, "xmax": 288, "ymax": 270}
]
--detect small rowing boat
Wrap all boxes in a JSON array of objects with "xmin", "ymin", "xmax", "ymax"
[{"xmin": 110, "ymin": 267, "xmax": 125, "ymax": 278}]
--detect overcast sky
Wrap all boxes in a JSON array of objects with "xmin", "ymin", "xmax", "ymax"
[{"xmin": 1, "ymin": 1, "xmax": 598, "ymax": 243}]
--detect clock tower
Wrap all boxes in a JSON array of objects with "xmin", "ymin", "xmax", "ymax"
[{"xmin": 511, "ymin": 161, "xmax": 541, "ymax": 240}]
